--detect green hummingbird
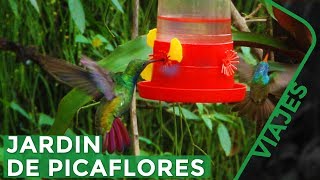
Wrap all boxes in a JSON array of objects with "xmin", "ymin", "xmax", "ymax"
[
  {"xmin": 37, "ymin": 55, "xmax": 161, "ymax": 153},
  {"xmin": 232, "ymin": 55, "xmax": 298, "ymax": 132}
]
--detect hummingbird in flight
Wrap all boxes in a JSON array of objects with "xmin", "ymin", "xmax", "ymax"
[
  {"xmin": 233, "ymin": 54, "xmax": 298, "ymax": 132},
  {"xmin": 36, "ymin": 55, "xmax": 161, "ymax": 153}
]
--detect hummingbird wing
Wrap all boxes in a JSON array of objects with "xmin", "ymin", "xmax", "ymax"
[
  {"xmin": 80, "ymin": 56, "xmax": 115, "ymax": 101},
  {"xmin": 38, "ymin": 56, "xmax": 115, "ymax": 100},
  {"xmin": 268, "ymin": 63, "xmax": 298, "ymax": 98},
  {"xmin": 236, "ymin": 58, "xmax": 255, "ymax": 83},
  {"xmin": 232, "ymin": 94, "xmax": 275, "ymax": 132},
  {"xmin": 39, "ymin": 56, "xmax": 102, "ymax": 97}
]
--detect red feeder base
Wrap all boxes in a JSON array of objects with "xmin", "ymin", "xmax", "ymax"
[
  {"xmin": 138, "ymin": 82, "xmax": 246, "ymax": 103},
  {"xmin": 137, "ymin": 40, "xmax": 246, "ymax": 103}
]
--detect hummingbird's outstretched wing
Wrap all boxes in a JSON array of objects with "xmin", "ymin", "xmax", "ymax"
[
  {"xmin": 268, "ymin": 63, "xmax": 298, "ymax": 98},
  {"xmin": 80, "ymin": 56, "xmax": 115, "ymax": 100},
  {"xmin": 236, "ymin": 58, "xmax": 255, "ymax": 83},
  {"xmin": 232, "ymin": 95, "xmax": 275, "ymax": 132},
  {"xmin": 38, "ymin": 55, "xmax": 115, "ymax": 100}
]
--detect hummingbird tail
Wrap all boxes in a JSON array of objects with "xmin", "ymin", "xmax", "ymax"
[
  {"xmin": 232, "ymin": 95, "xmax": 275, "ymax": 132},
  {"xmin": 103, "ymin": 117, "xmax": 130, "ymax": 153}
]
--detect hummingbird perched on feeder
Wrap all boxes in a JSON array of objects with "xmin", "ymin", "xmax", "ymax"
[
  {"xmin": 36, "ymin": 56, "xmax": 162, "ymax": 153},
  {"xmin": 232, "ymin": 54, "xmax": 298, "ymax": 132}
]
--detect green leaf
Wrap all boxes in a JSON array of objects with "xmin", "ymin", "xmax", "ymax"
[
  {"xmin": 196, "ymin": 103, "xmax": 204, "ymax": 115},
  {"xmin": 217, "ymin": 123, "xmax": 232, "ymax": 156},
  {"xmin": 78, "ymin": 128, "xmax": 88, "ymax": 135},
  {"xmin": 48, "ymin": 36, "xmax": 152, "ymax": 135},
  {"xmin": 260, "ymin": 0, "xmax": 275, "ymax": 19},
  {"xmin": 10, "ymin": 102, "xmax": 32, "ymax": 120},
  {"xmin": 65, "ymin": 128, "xmax": 77, "ymax": 137},
  {"xmin": 75, "ymin": 34, "xmax": 91, "ymax": 44},
  {"xmin": 95, "ymin": 34, "xmax": 109, "ymax": 43},
  {"xmin": 47, "ymin": 90, "xmax": 92, "ymax": 135},
  {"xmin": 139, "ymin": 150, "xmax": 151, "ymax": 156},
  {"xmin": 105, "ymin": 44, "xmax": 114, "ymax": 51},
  {"xmin": 167, "ymin": 107, "xmax": 201, "ymax": 121},
  {"xmin": 68, "ymin": 0, "xmax": 86, "ymax": 33},
  {"xmin": 202, "ymin": 117, "xmax": 213, "ymax": 131},
  {"xmin": 139, "ymin": 137, "xmax": 153, "ymax": 145},
  {"xmin": 162, "ymin": 152, "xmax": 173, "ymax": 156},
  {"xmin": 8, "ymin": 0, "xmax": 19, "ymax": 17},
  {"xmin": 240, "ymin": 47, "xmax": 257, "ymax": 65},
  {"xmin": 233, "ymin": 31, "xmax": 305, "ymax": 60},
  {"xmin": 213, "ymin": 113, "xmax": 233, "ymax": 124},
  {"xmin": 98, "ymin": 36, "xmax": 152, "ymax": 72},
  {"xmin": 29, "ymin": 0, "xmax": 40, "ymax": 14},
  {"xmin": 111, "ymin": 0, "xmax": 124, "ymax": 13},
  {"xmin": 0, "ymin": 146, "xmax": 3, "ymax": 166},
  {"xmin": 39, "ymin": 113, "xmax": 54, "ymax": 126}
]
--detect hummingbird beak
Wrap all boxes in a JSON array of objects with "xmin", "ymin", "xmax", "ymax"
[
  {"xmin": 143, "ymin": 59, "xmax": 164, "ymax": 67},
  {"xmin": 148, "ymin": 59, "xmax": 164, "ymax": 64}
]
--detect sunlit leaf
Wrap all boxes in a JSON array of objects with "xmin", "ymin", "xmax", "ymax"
[
  {"xmin": 78, "ymin": 128, "xmax": 88, "ymax": 135},
  {"xmin": 167, "ymin": 107, "xmax": 201, "ymax": 121},
  {"xmin": 29, "ymin": 0, "xmax": 40, "ymax": 14},
  {"xmin": 0, "ymin": 147, "xmax": 3, "ymax": 166},
  {"xmin": 48, "ymin": 36, "xmax": 152, "ymax": 135},
  {"xmin": 68, "ymin": 0, "xmax": 86, "ymax": 33},
  {"xmin": 105, "ymin": 44, "xmax": 114, "ymax": 51},
  {"xmin": 95, "ymin": 34, "xmax": 109, "ymax": 43},
  {"xmin": 8, "ymin": 0, "xmax": 19, "ymax": 17},
  {"xmin": 139, "ymin": 137, "xmax": 153, "ymax": 145},
  {"xmin": 39, "ymin": 113, "xmax": 54, "ymax": 126},
  {"xmin": 217, "ymin": 123, "xmax": 231, "ymax": 156},
  {"xmin": 98, "ymin": 36, "xmax": 152, "ymax": 72},
  {"xmin": 240, "ymin": 47, "xmax": 257, "ymax": 65},
  {"xmin": 47, "ymin": 90, "xmax": 92, "ymax": 135},
  {"xmin": 139, "ymin": 150, "xmax": 151, "ymax": 156},
  {"xmin": 196, "ymin": 103, "xmax": 204, "ymax": 115},
  {"xmin": 202, "ymin": 117, "xmax": 213, "ymax": 131},
  {"xmin": 65, "ymin": 129, "xmax": 77, "ymax": 137},
  {"xmin": 10, "ymin": 102, "xmax": 32, "ymax": 121},
  {"xmin": 214, "ymin": 113, "xmax": 233, "ymax": 124},
  {"xmin": 260, "ymin": 0, "xmax": 275, "ymax": 19},
  {"xmin": 111, "ymin": 0, "xmax": 124, "ymax": 13},
  {"xmin": 75, "ymin": 34, "xmax": 90, "ymax": 44}
]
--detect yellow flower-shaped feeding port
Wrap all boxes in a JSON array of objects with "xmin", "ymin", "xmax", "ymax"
[{"xmin": 141, "ymin": 28, "xmax": 183, "ymax": 81}]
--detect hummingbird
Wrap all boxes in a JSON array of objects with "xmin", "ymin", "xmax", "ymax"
[
  {"xmin": 35, "ymin": 55, "xmax": 161, "ymax": 153},
  {"xmin": 232, "ymin": 54, "xmax": 298, "ymax": 132}
]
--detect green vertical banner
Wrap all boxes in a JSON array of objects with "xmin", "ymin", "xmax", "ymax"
[
  {"xmin": 3, "ymin": 136, "xmax": 211, "ymax": 178},
  {"xmin": 234, "ymin": 0, "xmax": 317, "ymax": 179}
]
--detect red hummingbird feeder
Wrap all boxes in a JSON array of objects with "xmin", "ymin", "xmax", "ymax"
[{"xmin": 138, "ymin": 0, "xmax": 246, "ymax": 103}]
